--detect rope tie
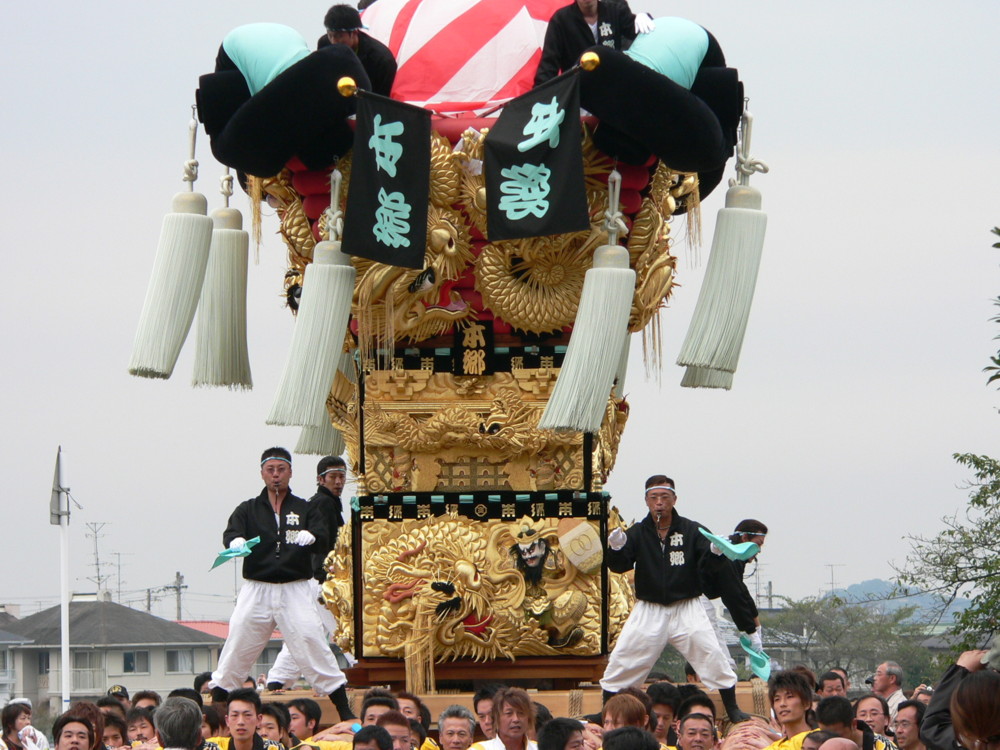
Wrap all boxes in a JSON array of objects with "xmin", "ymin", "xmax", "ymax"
[
  {"xmin": 323, "ymin": 168, "xmax": 345, "ymax": 242},
  {"xmin": 220, "ymin": 169, "xmax": 234, "ymax": 208},
  {"xmin": 731, "ymin": 101, "xmax": 769, "ymax": 188},
  {"xmin": 183, "ymin": 105, "xmax": 200, "ymax": 191},
  {"xmin": 602, "ymin": 168, "xmax": 629, "ymax": 244}
]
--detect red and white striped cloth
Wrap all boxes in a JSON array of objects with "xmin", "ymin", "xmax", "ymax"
[{"xmin": 361, "ymin": 0, "xmax": 567, "ymax": 113}]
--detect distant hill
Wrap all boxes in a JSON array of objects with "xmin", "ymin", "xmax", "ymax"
[{"xmin": 828, "ymin": 578, "xmax": 970, "ymax": 623}]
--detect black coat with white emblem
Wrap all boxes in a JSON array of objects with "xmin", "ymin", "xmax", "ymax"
[
  {"xmin": 605, "ymin": 510, "xmax": 756, "ymax": 632},
  {"xmin": 223, "ymin": 489, "xmax": 328, "ymax": 583}
]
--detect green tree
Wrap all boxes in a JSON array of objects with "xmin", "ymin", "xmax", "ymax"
[
  {"xmin": 759, "ymin": 596, "xmax": 937, "ymax": 686},
  {"xmin": 896, "ymin": 453, "xmax": 1000, "ymax": 651}
]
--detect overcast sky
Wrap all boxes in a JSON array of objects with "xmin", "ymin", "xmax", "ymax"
[{"xmin": 2, "ymin": 1, "xmax": 998, "ymax": 623}]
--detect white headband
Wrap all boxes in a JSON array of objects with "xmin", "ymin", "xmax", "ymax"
[
  {"xmin": 261, "ymin": 457, "xmax": 291, "ymax": 466},
  {"xmin": 645, "ymin": 485, "xmax": 676, "ymax": 494}
]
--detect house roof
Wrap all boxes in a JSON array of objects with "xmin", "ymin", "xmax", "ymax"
[
  {"xmin": 3, "ymin": 602, "xmax": 225, "ymax": 648},
  {"xmin": 178, "ymin": 620, "xmax": 283, "ymax": 640},
  {"xmin": 0, "ymin": 628, "xmax": 32, "ymax": 645}
]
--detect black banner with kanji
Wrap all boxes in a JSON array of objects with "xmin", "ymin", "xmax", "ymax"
[
  {"xmin": 343, "ymin": 92, "xmax": 431, "ymax": 269},
  {"xmin": 484, "ymin": 72, "xmax": 589, "ymax": 242}
]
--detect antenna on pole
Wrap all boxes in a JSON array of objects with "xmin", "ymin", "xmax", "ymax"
[
  {"xmin": 86, "ymin": 523, "xmax": 112, "ymax": 594},
  {"xmin": 49, "ymin": 446, "xmax": 72, "ymax": 713}
]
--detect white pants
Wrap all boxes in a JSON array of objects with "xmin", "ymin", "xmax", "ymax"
[
  {"xmin": 211, "ymin": 578, "xmax": 346, "ymax": 694},
  {"xmin": 601, "ymin": 597, "xmax": 738, "ymax": 692},
  {"xmin": 267, "ymin": 580, "xmax": 339, "ymax": 687},
  {"xmin": 701, "ymin": 595, "xmax": 737, "ymax": 668}
]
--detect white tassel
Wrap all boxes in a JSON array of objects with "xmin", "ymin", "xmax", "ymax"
[
  {"xmin": 129, "ymin": 113, "xmax": 214, "ymax": 379},
  {"xmin": 612, "ymin": 331, "xmax": 631, "ymax": 399},
  {"xmin": 538, "ymin": 244, "xmax": 635, "ymax": 432},
  {"xmin": 677, "ymin": 106, "xmax": 768, "ymax": 384},
  {"xmin": 266, "ymin": 241, "xmax": 356, "ymax": 426},
  {"xmin": 680, "ymin": 365, "xmax": 733, "ymax": 390},
  {"xmin": 294, "ymin": 349, "xmax": 355, "ymax": 454},
  {"xmin": 295, "ymin": 416, "xmax": 346, "ymax": 456},
  {"xmin": 192, "ymin": 197, "xmax": 252, "ymax": 389}
]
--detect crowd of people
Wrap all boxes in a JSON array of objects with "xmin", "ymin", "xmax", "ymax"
[{"xmin": 1, "ymin": 650, "xmax": 997, "ymax": 750}]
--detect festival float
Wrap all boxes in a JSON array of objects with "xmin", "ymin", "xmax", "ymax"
[{"xmin": 128, "ymin": 0, "xmax": 769, "ymax": 715}]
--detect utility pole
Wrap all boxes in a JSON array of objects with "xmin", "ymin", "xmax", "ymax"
[
  {"xmin": 111, "ymin": 551, "xmax": 133, "ymax": 603},
  {"xmin": 85, "ymin": 522, "xmax": 111, "ymax": 592},
  {"xmin": 166, "ymin": 572, "xmax": 187, "ymax": 620},
  {"xmin": 146, "ymin": 589, "xmax": 152, "ymax": 612},
  {"xmin": 825, "ymin": 564, "xmax": 846, "ymax": 594}
]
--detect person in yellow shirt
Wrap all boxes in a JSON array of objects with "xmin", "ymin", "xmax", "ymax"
[{"xmin": 763, "ymin": 672, "xmax": 816, "ymax": 750}]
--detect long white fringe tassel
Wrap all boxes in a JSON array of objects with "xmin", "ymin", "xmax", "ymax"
[
  {"xmin": 295, "ymin": 412, "xmax": 346, "ymax": 456},
  {"xmin": 129, "ymin": 111, "xmax": 213, "ymax": 379},
  {"xmin": 680, "ymin": 365, "xmax": 733, "ymax": 390},
  {"xmin": 539, "ymin": 170, "xmax": 635, "ymax": 432},
  {"xmin": 267, "ymin": 171, "xmax": 355, "ymax": 426},
  {"xmin": 192, "ymin": 169, "xmax": 252, "ymax": 389},
  {"xmin": 295, "ymin": 350, "xmax": 355, "ymax": 455},
  {"xmin": 612, "ymin": 332, "xmax": 631, "ymax": 399},
  {"xmin": 677, "ymin": 106, "xmax": 768, "ymax": 386}
]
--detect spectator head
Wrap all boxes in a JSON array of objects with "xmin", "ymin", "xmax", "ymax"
[
  {"xmin": 492, "ymin": 687, "xmax": 535, "ymax": 744},
  {"xmin": 831, "ymin": 668, "xmax": 851, "ymax": 691},
  {"xmin": 818, "ymin": 739, "xmax": 860, "ymax": 750},
  {"xmin": 676, "ymin": 714, "xmax": 716, "ymax": 750},
  {"xmin": 258, "ymin": 704, "xmax": 289, "ymax": 744},
  {"xmin": 769, "ymin": 671, "xmax": 814, "ymax": 729},
  {"xmin": 950, "ymin": 671, "xmax": 1000, "ymax": 750},
  {"xmin": 201, "ymin": 706, "xmax": 221, "ymax": 740},
  {"xmin": 616, "ymin": 688, "xmax": 655, "ymax": 731},
  {"xmin": 892, "ymin": 700, "xmax": 926, "ymax": 750},
  {"xmin": 873, "ymin": 663, "xmax": 903, "ymax": 697},
  {"xmin": 102, "ymin": 714, "xmax": 127, "ymax": 748},
  {"xmin": 168, "ymin": 689, "xmax": 204, "ymax": 709},
  {"xmin": 194, "ymin": 673, "xmax": 213, "ymax": 694},
  {"xmin": 354, "ymin": 726, "xmax": 392, "ymax": 750},
  {"xmin": 362, "ymin": 692, "xmax": 400, "ymax": 726},
  {"xmin": 816, "ymin": 697, "xmax": 854, "ymax": 736},
  {"xmin": 97, "ymin": 697, "xmax": 127, "ymax": 720},
  {"xmin": 914, "ymin": 689, "xmax": 933, "ymax": 706},
  {"xmin": 473, "ymin": 684, "xmax": 503, "ymax": 740},
  {"xmin": 155, "ymin": 696, "xmax": 204, "ymax": 750},
  {"xmin": 408, "ymin": 718, "xmax": 426, "ymax": 749},
  {"xmin": 854, "ymin": 695, "xmax": 890, "ymax": 736},
  {"xmin": 108, "ymin": 685, "xmax": 131, "ymax": 708},
  {"xmin": 437, "ymin": 705, "xmax": 475, "ymax": 750},
  {"xmin": 677, "ymin": 691, "xmax": 716, "ymax": 723},
  {"xmin": 802, "ymin": 731, "xmax": 839, "ymax": 750},
  {"xmin": 537, "ymin": 717, "xmax": 586, "ymax": 750},
  {"xmin": 647, "ymin": 681, "xmax": 681, "ymax": 735},
  {"xmin": 375, "ymin": 710, "xmax": 412, "ymax": 750},
  {"xmin": 126, "ymin": 708, "xmax": 156, "ymax": 744},
  {"xmin": 53, "ymin": 714, "xmax": 94, "ymax": 750},
  {"xmin": 2, "ymin": 703, "xmax": 31, "ymax": 736},
  {"xmin": 397, "ymin": 692, "xmax": 429, "ymax": 729},
  {"xmin": 603, "ymin": 694, "xmax": 648, "ymax": 732},
  {"xmin": 818, "ymin": 672, "xmax": 847, "ymax": 698},
  {"xmin": 287, "ymin": 698, "xmax": 322, "ymax": 740},
  {"xmin": 603, "ymin": 727, "xmax": 659, "ymax": 750},
  {"xmin": 68, "ymin": 702, "xmax": 104, "ymax": 750},
  {"xmin": 533, "ymin": 702, "xmax": 553, "ymax": 736},
  {"xmin": 132, "ymin": 691, "xmax": 162, "ymax": 712},
  {"xmin": 224, "ymin": 688, "xmax": 262, "ymax": 744}
]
